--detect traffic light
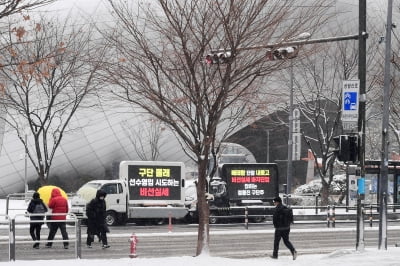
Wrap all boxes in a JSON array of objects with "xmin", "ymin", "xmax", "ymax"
[
  {"xmin": 267, "ymin": 46, "xmax": 298, "ymax": 60},
  {"xmin": 333, "ymin": 135, "xmax": 358, "ymax": 162},
  {"xmin": 205, "ymin": 51, "xmax": 233, "ymax": 65}
]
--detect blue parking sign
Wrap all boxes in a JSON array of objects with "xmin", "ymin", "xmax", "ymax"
[
  {"xmin": 343, "ymin": 92, "xmax": 358, "ymax": 111},
  {"xmin": 342, "ymin": 80, "xmax": 359, "ymax": 123}
]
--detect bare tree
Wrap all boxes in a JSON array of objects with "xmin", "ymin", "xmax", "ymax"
[
  {"xmin": 293, "ymin": 39, "xmax": 356, "ymax": 205},
  {"xmin": 0, "ymin": 15, "xmax": 105, "ymax": 185},
  {"xmin": 104, "ymin": 0, "xmax": 332, "ymax": 255},
  {"xmin": 291, "ymin": 27, "xmax": 381, "ymax": 204},
  {"xmin": 0, "ymin": 0, "xmax": 54, "ymax": 21},
  {"xmin": 386, "ymin": 21, "xmax": 400, "ymax": 156},
  {"xmin": 121, "ymin": 115, "xmax": 165, "ymax": 161}
]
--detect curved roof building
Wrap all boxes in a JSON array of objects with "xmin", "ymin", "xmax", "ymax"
[{"xmin": 0, "ymin": 100, "xmax": 257, "ymax": 196}]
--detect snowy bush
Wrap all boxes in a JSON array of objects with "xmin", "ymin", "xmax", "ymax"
[{"xmin": 294, "ymin": 174, "xmax": 346, "ymax": 195}]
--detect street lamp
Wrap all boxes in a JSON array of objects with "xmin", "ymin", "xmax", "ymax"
[{"xmin": 286, "ymin": 32, "xmax": 311, "ymax": 201}]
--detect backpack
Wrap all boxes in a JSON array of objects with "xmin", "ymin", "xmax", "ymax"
[
  {"xmin": 33, "ymin": 203, "xmax": 46, "ymax": 213},
  {"xmin": 281, "ymin": 206, "xmax": 294, "ymax": 227}
]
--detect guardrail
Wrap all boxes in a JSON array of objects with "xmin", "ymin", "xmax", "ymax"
[
  {"xmin": 7, "ymin": 213, "xmax": 81, "ymax": 261},
  {"xmin": 0, "ymin": 214, "xmax": 10, "ymax": 260},
  {"xmin": 208, "ymin": 204, "xmax": 400, "ymax": 229},
  {"xmin": 5, "ymin": 192, "xmax": 76, "ymax": 215}
]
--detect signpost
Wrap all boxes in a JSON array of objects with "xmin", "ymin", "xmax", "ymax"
[
  {"xmin": 342, "ymin": 80, "xmax": 360, "ymax": 132},
  {"xmin": 293, "ymin": 108, "xmax": 301, "ymax": 161}
]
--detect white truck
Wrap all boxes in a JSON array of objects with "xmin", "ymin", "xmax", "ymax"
[{"xmin": 70, "ymin": 161, "xmax": 188, "ymax": 226}]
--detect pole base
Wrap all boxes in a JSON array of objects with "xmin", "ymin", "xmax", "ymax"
[{"xmin": 129, "ymin": 254, "xmax": 138, "ymax": 258}]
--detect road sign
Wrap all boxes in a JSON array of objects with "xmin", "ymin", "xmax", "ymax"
[
  {"xmin": 343, "ymin": 121, "xmax": 357, "ymax": 131},
  {"xmin": 292, "ymin": 108, "xmax": 301, "ymax": 160},
  {"xmin": 342, "ymin": 80, "xmax": 359, "ymax": 123}
]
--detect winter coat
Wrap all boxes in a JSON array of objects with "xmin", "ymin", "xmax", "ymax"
[
  {"xmin": 273, "ymin": 203, "xmax": 291, "ymax": 230},
  {"xmin": 48, "ymin": 188, "xmax": 69, "ymax": 220},
  {"xmin": 27, "ymin": 192, "xmax": 47, "ymax": 221},
  {"xmin": 86, "ymin": 189, "xmax": 108, "ymax": 234}
]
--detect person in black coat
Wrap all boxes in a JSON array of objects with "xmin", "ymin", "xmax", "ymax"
[
  {"xmin": 86, "ymin": 189, "xmax": 110, "ymax": 248},
  {"xmin": 271, "ymin": 196, "xmax": 297, "ymax": 260},
  {"xmin": 27, "ymin": 192, "xmax": 48, "ymax": 249}
]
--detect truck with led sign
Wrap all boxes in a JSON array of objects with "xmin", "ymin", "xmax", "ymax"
[
  {"xmin": 70, "ymin": 161, "xmax": 187, "ymax": 226},
  {"xmin": 186, "ymin": 163, "xmax": 279, "ymax": 224}
]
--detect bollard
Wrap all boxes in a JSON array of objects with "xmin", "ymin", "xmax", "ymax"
[
  {"xmin": 129, "ymin": 233, "xmax": 138, "ymax": 258},
  {"xmin": 332, "ymin": 205, "xmax": 336, "ymax": 228},
  {"xmin": 168, "ymin": 212, "xmax": 173, "ymax": 232},
  {"xmin": 369, "ymin": 204, "xmax": 373, "ymax": 227},
  {"xmin": 326, "ymin": 205, "xmax": 330, "ymax": 228},
  {"xmin": 9, "ymin": 218, "xmax": 15, "ymax": 261},
  {"xmin": 75, "ymin": 219, "xmax": 82, "ymax": 259},
  {"xmin": 244, "ymin": 207, "xmax": 248, "ymax": 230}
]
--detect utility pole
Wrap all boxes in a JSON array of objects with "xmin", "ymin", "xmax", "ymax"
[
  {"xmin": 286, "ymin": 57, "xmax": 294, "ymax": 198},
  {"xmin": 356, "ymin": 0, "xmax": 367, "ymax": 251},
  {"xmin": 379, "ymin": 0, "xmax": 393, "ymax": 250}
]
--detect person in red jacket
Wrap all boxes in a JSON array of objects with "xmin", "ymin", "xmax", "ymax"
[{"xmin": 45, "ymin": 188, "xmax": 69, "ymax": 249}]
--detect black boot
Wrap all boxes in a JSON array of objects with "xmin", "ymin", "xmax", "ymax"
[{"xmin": 292, "ymin": 250, "xmax": 297, "ymax": 260}]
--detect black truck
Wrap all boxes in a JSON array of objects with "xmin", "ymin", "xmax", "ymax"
[{"xmin": 188, "ymin": 163, "xmax": 280, "ymax": 224}]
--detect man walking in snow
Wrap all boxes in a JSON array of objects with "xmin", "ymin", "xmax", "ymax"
[
  {"xmin": 86, "ymin": 189, "xmax": 110, "ymax": 248},
  {"xmin": 271, "ymin": 196, "xmax": 297, "ymax": 260}
]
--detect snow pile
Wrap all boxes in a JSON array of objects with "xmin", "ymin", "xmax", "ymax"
[
  {"xmin": 292, "ymin": 174, "xmax": 346, "ymax": 206},
  {"xmin": 295, "ymin": 174, "xmax": 346, "ymax": 195},
  {"xmin": 0, "ymin": 248, "xmax": 400, "ymax": 266}
]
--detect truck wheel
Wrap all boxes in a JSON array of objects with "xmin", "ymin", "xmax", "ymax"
[
  {"xmin": 209, "ymin": 213, "xmax": 218, "ymax": 224},
  {"xmin": 153, "ymin": 218, "xmax": 166, "ymax": 225},
  {"xmin": 105, "ymin": 211, "xmax": 117, "ymax": 226},
  {"xmin": 251, "ymin": 217, "xmax": 265, "ymax": 223}
]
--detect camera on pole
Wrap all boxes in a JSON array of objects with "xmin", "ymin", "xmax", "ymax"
[
  {"xmin": 267, "ymin": 46, "xmax": 298, "ymax": 60},
  {"xmin": 333, "ymin": 134, "xmax": 358, "ymax": 162},
  {"xmin": 205, "ymin": 50, "xmax": 233, "ymax": 65}
]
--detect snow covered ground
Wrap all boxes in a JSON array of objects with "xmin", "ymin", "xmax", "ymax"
[
  {"xmin": 0, "ymin": 248, "xmax": 399, "ymax": 266},
  {"xmin": 1, "ymin": 199, "xmax": 400, "ymax": 265}
]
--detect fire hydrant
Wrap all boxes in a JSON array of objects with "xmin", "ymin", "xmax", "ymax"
[{"xmin": 129, "ymin": 233, "xmax": 138, "ymax": 258}]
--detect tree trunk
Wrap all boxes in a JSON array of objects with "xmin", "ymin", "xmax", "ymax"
[
  {"xmin": 36, "ymin": 168, "xmax": 45, "ymax": 186},
  {"xmin": 320, "ymin": 182, "xmax": 330, "ymax": 207},
  {"xmin": 196, "ymin": 159, "xmax": 210, "ymax": 256}
]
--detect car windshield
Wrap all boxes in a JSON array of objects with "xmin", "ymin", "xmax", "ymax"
[{"xmin": 78, "ymin": 182, "xmax": 102, "ymax": 192}]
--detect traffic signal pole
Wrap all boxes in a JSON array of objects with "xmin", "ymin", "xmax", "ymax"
[
  {"xmin": 211, "ymin": 34, "xmax": 360, "ymax": 54},
  {"xmin": 286, "ymin": 59, "xmax": 294, "ymax": 199},
  {"xmin": 356, "ymin": 0, "xmax": 367, "ymax": 252},
  {"xmin": 208, "ymin": 4, "xmax": 368, "ymax": 251}
]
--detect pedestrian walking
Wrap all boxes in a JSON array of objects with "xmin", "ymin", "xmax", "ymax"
[
  {"xmin": 271, "ymin": 196, "xmax": 297, "ymax": 260},
  {"xmin": 26, "ymin": 192, "xmax": 48, "ymax": 249},
  {"xmin": 45, "ymin": 187, "xmax": 69, "ymax": 249},
  {"xmin": 86, "ymin": 189, "xmax": 110, "ymax": 249}
]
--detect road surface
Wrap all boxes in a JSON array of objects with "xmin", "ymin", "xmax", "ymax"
[{"xmin": 1, "ymin": 221, "xmax": 399, "ymax": 261}]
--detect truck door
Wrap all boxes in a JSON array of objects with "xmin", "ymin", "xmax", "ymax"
[{"xmin": 101, "ymin": 183, "xmax": 126, "ymax": 213}]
